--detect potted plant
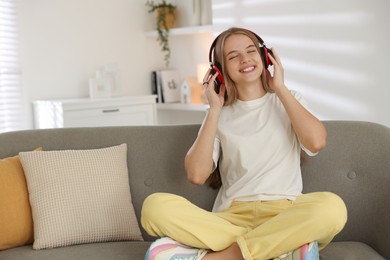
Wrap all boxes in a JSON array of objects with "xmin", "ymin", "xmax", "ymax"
[{"xmin": 146, "ymin": 0, "xmax": 177, "ymax": 67}]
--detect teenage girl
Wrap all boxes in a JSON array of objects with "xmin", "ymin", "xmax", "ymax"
[{"xmin": 141, "ymin": 27, "xmax": 347, "ymax": 260}]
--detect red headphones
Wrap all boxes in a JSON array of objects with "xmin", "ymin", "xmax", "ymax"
[{"xmin": 208, "ymin": 28, "xmax": 273, "ymax": 91}]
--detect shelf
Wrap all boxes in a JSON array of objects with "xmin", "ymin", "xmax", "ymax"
[
  {"xmin": 145, "ymin": 25, "xmax": 213, "ymax": 37},
  {"xmin": 157, "ymin": 103, "xmax": 209, "ymax": 112}
]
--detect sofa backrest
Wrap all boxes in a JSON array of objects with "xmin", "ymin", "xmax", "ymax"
[
  {"xmin": 1, "ymin": 121, "xmax": 389, "ymax": 257},
  {"xmin": 301, "ymin": 121, "xmax": 389, "ymax": 258},
  {"xmin": 0, "ymin": 124, "xmax": 219, "ymax": 242}
]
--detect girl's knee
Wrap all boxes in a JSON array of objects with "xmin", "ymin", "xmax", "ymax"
[
  {"xmin": 141, "ymin": 193, "xmax": 186, "ymax": 225},
  {"xmin": 310, "ymin": 192, "xmax": 348, "ymax": 231},
  {"xmin": 142, "ymin": 193, "xmax": 167, "ymax": 212},
  {"xmin": 141, "ymin": 193, "xmax": 175, "ymax": 235},
  {"xmin": 141, "ymin": 193, "xmax": 192, "ymax": 237}
]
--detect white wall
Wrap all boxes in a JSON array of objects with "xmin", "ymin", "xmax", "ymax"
[
  {"xmin": 19, "ymin": 0, "xmax": 389, "ymax": 128},
  {"xmin": 212, "ymin": 0, "xmax": 390, "ymax": 126},
  {"xmin": 19, "ymin": 0, "xmax": 212, "ymax": 128},
  {"xmin": 19, "ymin": 0, "xmax": 156, "ymax": 128}
]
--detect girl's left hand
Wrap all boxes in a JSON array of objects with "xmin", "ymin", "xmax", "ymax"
[{"xmin": 266, "ymin": 48, "xmax": 286, "ymax": 92}]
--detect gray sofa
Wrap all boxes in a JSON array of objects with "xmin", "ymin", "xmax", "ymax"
[{"xmin": 0, "ymin": 121, "xmax": 388, "ymax": 260}]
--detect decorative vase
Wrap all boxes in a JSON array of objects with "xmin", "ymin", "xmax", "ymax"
[{"xmin": 156, "ymin": 7, "xmax": 175, "ymax": 30}]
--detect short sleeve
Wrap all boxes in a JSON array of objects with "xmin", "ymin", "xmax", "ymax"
[
  {"xmin": 197, "ymin": 114, "xmax": 221, "ymax": 172},
  {"xmin": 290, "ymin": 89, "xmax": 309, "ymax": 110},
  {"xmin": 211, "ymin": 135, "xmax": 221, "ymax": 172},
  {"xmin": 290, "ymin": 90, "xmax": 319, "ymax": 156}
]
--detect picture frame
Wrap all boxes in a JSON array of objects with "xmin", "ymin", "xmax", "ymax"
[{"xmin": 158, "ymin": 70, "xmax": 181, "ymax": 103}]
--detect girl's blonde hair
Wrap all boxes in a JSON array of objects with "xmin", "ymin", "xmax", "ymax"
[{"xmin": 212, "ymin": 27, "xmax": 273, "ymax": 105}]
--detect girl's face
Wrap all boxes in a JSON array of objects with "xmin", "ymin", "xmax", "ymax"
[{"xmin": 223, "ymin": 34, "xmax": 263, "ymax": 87}]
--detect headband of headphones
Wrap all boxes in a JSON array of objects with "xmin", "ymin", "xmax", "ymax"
[{"xmin": 208, "ymin": 29, "xmax": 273, "ymax": 69}]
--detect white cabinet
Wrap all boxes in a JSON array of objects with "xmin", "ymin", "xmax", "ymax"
[{"xmin": 33, "ymin": 95, "xmax": 157, "ymax": 129}]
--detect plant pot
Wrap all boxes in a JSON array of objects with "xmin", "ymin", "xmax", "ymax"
[{"xmin": 155, "ymin": 7, "xmax": 175, "ymax": 30}]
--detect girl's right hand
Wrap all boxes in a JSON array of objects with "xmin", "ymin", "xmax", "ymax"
[{"xmin": 203, "ymin": 69, "xmax": 225, "ymax": 109}]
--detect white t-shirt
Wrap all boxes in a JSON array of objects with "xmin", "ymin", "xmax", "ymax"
[{"xmin": 211, "ymin": 90, "xmax": 316, "ymax": 212}]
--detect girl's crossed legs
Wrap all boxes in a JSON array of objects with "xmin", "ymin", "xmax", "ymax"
[{"xmin": 141, "ymin": 192, "xmax": 347, "ymax": 260}]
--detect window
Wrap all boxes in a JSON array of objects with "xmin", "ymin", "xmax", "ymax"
[{"xmin": 0, "ymin": 0, "xmax": 24, "ymax": 133}]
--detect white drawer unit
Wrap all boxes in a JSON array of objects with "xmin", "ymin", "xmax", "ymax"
[{"xmin": 33, "ymin": 95, "xmax": 157, "ymax": 129}]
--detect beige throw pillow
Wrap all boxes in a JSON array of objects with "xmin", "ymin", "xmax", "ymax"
[{"xmin": 19, "ymin": 144, "xmax": 142, "ymax": 250}]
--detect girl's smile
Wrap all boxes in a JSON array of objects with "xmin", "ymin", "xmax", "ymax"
[{"xmin": 239, "ymin": 65, "xmax": 256, "ymax": 73}]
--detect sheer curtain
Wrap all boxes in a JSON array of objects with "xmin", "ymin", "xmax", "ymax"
[{"xmin": 0, "ymin": 0, "xmax": 24, "ymax": 133}]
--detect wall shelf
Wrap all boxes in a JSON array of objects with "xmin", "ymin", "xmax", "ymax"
[
  {"xmin": 156, "ymin": 103, "xmax": 208, "ymax": 125},
  {"xmin": 145, "ymin": 25, "xmax": 213, "ymax": 37},
  {"xmin": 145, "ymin": 20, "xmax": 213, "ymax": 124},
  {"xmin": 157, "ymin": 103, "xmax": 209, "ymax": 112}
]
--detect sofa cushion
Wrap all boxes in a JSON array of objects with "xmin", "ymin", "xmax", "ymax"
[
  {"xmin": 0, "ymin": 241, "xmax": 385, "ymax": 260},
  {"xmin": 19, "ymin": 144, "xmax": 142, "ymax": 250},
  {"xmin": 0, "ymin": 241, "xmax": 152, "ymax": 260},
  {"xmin": 320, "ymin": 241, "xmax": 386, "ymax": 260},
  {"xmin": 0, "ymin": 148, "xmax": 41, "ymax": 250}
]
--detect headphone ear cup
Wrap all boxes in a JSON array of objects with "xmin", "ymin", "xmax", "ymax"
[
  {"xmin": 209, "ymin": 37, "xmax": 225, "ymax": 89},
  {"xmin": 265, "ymin": 47, "xmax": 273, "ymax": 68},
  {"xmin": 211, "ymin": 63, "xmax": 227, "ymax": 99},
  {"xmin": 260, "ymin": 47, "xmax": 266, "ymax": 68},
  {"xmin": 260, "ymin": 47, "xmax": 272, "ymax": 69},
  {"xmin": 212, "ymin": 62, "xmax": 225, "ymax": 86}
]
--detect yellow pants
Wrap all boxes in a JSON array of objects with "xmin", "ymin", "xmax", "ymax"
[{"xmin": 141, "ymin": 192, "xmax": 347, "ymax": 260}]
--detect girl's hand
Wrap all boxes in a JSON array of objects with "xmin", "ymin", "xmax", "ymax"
[
  {"xmin": 203, "ymin": 69, "xmax": 225, "ymax": 109},
  {"xmin": 266, "ymin": 48, "xmax": 286, "ymax": 93}
]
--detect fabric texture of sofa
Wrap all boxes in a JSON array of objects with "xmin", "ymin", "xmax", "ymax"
[{"xmin": 0, "ymin": 121, "xmax": 388, "ymax": 260}]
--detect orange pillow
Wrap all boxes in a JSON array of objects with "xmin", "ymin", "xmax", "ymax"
[{"xmin": 0, "ymin": 148, "xmax": 42, "ymax": 250}]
